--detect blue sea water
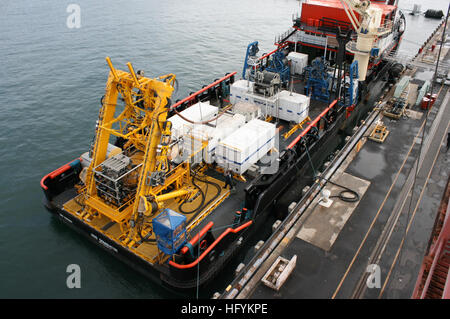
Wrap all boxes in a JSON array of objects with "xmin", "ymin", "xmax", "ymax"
[{"xmin": 0, "ymin": 0, "xmax": 447, "ymax": 298}]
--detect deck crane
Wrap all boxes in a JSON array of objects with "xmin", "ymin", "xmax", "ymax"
[
  {"xmin": 80, "ymin": 58, "xmax": 198, "ymax": 249},
  {"xmin": 242, "ymin": 41, "xmax": 260, "ymax": 80},
  {"xmin": 338, "ymin": 0, "xmax": 391, "ymax": 81}
]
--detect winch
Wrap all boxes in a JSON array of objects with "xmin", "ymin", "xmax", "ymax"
[{"xmin": 253, "ymin": 70, "xmax": 281, "ymax": 96}]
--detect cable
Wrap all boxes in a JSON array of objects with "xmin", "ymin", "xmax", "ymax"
[
  {"xmin": 137, "ymin": 219, "xmax": 156, "ymax": 244},
  {"xmin": 195, "ymin": 172, "xmax": 222, "ymax": 209},
  {"xmin": 318, "ymin": 176, "xmax": 360, "ymax": 203},
  {"xmin": 302, "ymin": 140, "xmax": 360, "ymax": 203},
  {"xmin": 179, "ymin": 171, "xmax": 206, "ymax": 215},
  {"xmin": 178, "ymin": 169, "xmax": 222, "ymax": 217}
]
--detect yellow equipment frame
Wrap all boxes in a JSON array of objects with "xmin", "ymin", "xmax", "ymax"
[
  {"xmin": 283, "ymin": 116, "xmax": 311, "ymax": 139},
  {"xmin": 79, "ymin": 57, "xmax": 195, "ymax": 245}
]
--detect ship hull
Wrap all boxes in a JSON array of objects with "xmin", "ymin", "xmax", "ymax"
[
  {"xmin": 41, "ymin": 78, "xmax": 376, "ymax": 292},
  {"xmin": 40, "ymin": 0, "xmax": 400, "ymax": 290},
  {"xmin": 43, "ymin": 197, "xmax": 166, "ymax": 287}
]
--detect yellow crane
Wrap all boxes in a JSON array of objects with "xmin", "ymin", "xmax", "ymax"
[{"xmin": 78, "ymin": 57, "xmax": 196, "ymax": 248}]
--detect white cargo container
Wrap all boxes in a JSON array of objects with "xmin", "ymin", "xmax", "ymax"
[
  {"xmin": 287, "ymin": 52, "xmax": 308, "ymax": 76},
  {"xmin": 183, "ymin": 125, "xmax": 214, "ymax": 164},
  {"xmin": 183, "ymin": 113, "xmax": 246, "ymax": 163},
  {"xmin": 216, "ymin": 119, "xmax": 276, "ymax": 174},
  {"xmin": 246, "ymin": 92, "xmax": 278, "ymax": 119},
  {"xmin": 276, "ymin": 90, "xmax": 310, "ymax": 123},
  {"xmin": 230, "ymin": 80, "xmax": 254, "ymax": 105},
  {"xmin": 249, "ymin": 90, "xmax": 309, "ymax": 123},
  {"xmin": 233, "ymin": 102, "xmax": 260, "ymax": 122},
  {"xmin": 167, "ymin": 101, "xmax": 218, "ymax": 140}
]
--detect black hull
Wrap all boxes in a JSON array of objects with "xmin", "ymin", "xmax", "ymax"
[
  {"xmin": 43, "ymin": 198, "xmax": 166, "ymax": 287},
  {"xmin": 43, "ymin": 193, "xmax": 273, "ymax": 292},
  {"xmin": 41, "ymin": 107, "xmax": 349, "ymax": 291}
]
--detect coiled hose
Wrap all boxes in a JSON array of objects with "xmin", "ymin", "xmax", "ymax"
[
  {"xmin": 178, "ymin": 170, "xmax": 222, "ymax": 218},
  {"xmin": 318, "ymin": 176, "xmax": 360, "ymax": 203}
]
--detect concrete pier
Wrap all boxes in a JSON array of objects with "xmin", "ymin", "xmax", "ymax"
[{"xmin": 220, "ymin": 18, "xmax": 449, "ymax": 300}]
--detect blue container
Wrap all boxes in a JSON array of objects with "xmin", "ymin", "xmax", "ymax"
[{"xmin": 152, "ymin": 208, "xmax": 187, "ymax": 256}]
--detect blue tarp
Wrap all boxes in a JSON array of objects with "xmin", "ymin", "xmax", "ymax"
[{"xmin": 152, "ymin": 208, "xmax": 187, "ymax": 255}]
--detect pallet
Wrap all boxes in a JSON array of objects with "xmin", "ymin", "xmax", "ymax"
[
  {"xmin": 369, "ymin": 123, "xmax": 389, "ymax": 143},
  {"xmin": 261, "ymin": 255, "xmax": 297, "ymax": 291}
]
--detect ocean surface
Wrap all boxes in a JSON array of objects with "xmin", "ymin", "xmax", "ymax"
[{"xmin": 0, "ymin": 0, "xmax": 448, "ymax": 298}]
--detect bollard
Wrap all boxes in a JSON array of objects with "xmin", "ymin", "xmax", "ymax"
[
  {"xmin": 272, "ymin": 220, "xmax": 282, "ymax": 232},
  {"xmin": 302, "ymin": 186, "xmax": 310, "ymax": 196},
  {"xmin": 254, "ymin": 240, "xmax": 265, "ymax": 251},
  {"xmin": 235, "ymin": 263, "xmax": 245, "ymax": 276},
  {"xmin": 212, "ymin": 292, "xmax": 221, "ymax": 299}
]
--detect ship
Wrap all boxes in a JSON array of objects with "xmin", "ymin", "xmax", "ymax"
[
  {"xmin": 412, "ymin": 177, "xmax": 450, "ymax": 298},
  {"xmin": 40, "ymin": 0, "xmax": 406, "ymax": 291}
]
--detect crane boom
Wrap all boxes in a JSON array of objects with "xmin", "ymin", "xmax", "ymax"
[
  {"xmin": 338, "ymin": 0, "xmax": 390, "ymax": 80},
  {"xmin": 79, "ymin": 58, "xmax": 197, "ymax": 248}
]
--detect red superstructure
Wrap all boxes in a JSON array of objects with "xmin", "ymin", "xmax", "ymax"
[{"xmin": 299, "ymin": 0, "xmax": 397, "ymax": 29}]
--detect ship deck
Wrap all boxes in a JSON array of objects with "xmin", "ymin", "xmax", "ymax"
[
  {"xmin": 220, "ymin": 20, "xmax": 450, "ymax": 299},
  {"xmin": 50, "ymin": 78, "xmax": 330, "ymax": 266}
]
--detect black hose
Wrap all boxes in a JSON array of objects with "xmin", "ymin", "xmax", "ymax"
[
  {"xmin": 318, "ymin": 176, "xmax": 360, "ymax": 203},
  {"xmin": 195, "ymin": 173, "xmax": 222, "ymax": 210},
  {"xmin": 290, "ymin": 144, "xmax": 360, "ymax": 203},
  {"xmin": 136, "ymin": 214, "xmax": 156, "ymax": 244},
  {"xmin": 138, "ymin": 225, "xmax": 156, "ymax": 243},
  {"xmin": 178, "ymin": 170, "xmax": 222, "ymax": 218},
  {"xmin": 179, "ymin": 171, "xmax": 206, "ymax": 215}
]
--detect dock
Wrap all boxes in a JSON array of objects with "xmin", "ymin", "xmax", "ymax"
[{"xmin": 219, "ymin": 18, "xmax": 450, "ymax": 300}]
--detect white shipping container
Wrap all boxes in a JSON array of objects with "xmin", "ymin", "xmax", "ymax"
[
  {"xmin": 183, "ymin": 113, "xmax": 246, "ymax": 163},
  {"xmin": 216, "ymin": 119, "xmax": 276, "ymax": 174},
  {"xmin": 233, "ymin": 102, "xmax": 260, "ymax": 122},
  {"xmin": 287, "ymin": 52, "xmax": 308, "ymax": 76},
  {"xmin": 246, "ymin": 92, "xmax": 278, "ymax": 119},
  {"xmin": 206, "ymin": 114, "xmax": 246, "ymax": 163},
  {"xmin": 243, "ymin": 90, "xmax": 309, "ymax": 123},
  {"xmin": 183, "ymin": 124, "xmax": 215, "ymax": 163},
  {"xmin": 230, "ymin": 80, "xmax": 254, "ymax": 105},
  {"xmin": 167, "ymin": 101, "xmax": 218, "ymax": 140},
  {"xmin": 276, "ymin": 90, "xmax": 310, "ymax": 123}
]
